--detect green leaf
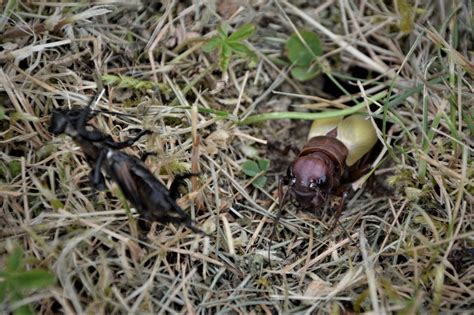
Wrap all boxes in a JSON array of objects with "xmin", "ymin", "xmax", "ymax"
[
  {"xmin": 202, "ymin": 37, "xmax": 222, "ymax": 52},
  {"xmin": 101, "ymin": 74, "xmax": 160, "ymax": 92},
  {"xmin": 101, "ymin": 74, "xmax": 121, "ymax": 85},
  {"xmin": 252, "ymin": 176, "xmax": 267, "ymax": 189},
  {"xmin": 229, "ymin": 42, "xmax": 252, "ymax": 55},
  {"xmin": 11, "ymin": 112, "xmax": 39, "ymax": 122},
  {"xmin": 9, "ymin": 270, "xmax": 55, "ymax": 289},
  {"xmin": 290, "ymin": 65, "xmax": 321, "ymax": 81},
  {"xmin": 50, "ymin": 198, "xmax": 65, "ymax": 210},
  {"xmin": 242, "ymin": 160, "xmax": 260, "ymax": 177},
  {"xmin": 0, "ymin": 106, "xmax": 5, "ymax": 120},
  {"xmin": 219, "ymin": 44, "xmax": 232, "ymax": 72},
  {"xmin": 228, "ymin": 24, "xmax": 256, "ymax": 42},
  {"xmin": 221, "ymin": 43, "xmax": 232, "ymax": 58},
  {"xmin": 195, "ymin": 107, "xmax": 230, "ymax": 117},
  {"xmin": 0, "ymin": 0, "xmax": 19, "ymax": 33},
  {"xmin": 286, "ymin": 30, "xmax": 323, "ymax": 66},
  {"xmin": 10, "ymin": 290, "xmax": 34, "ymax": 315},
  {"xmin": 238, "ymin": 90, "xmax": 388, "ymax": 125},
  {"xmin": 397, "ymin": 0, "xmax": 414, "ymax": 33},
  {"xmin": 9, "ymin": 160, "xmax": 21, "ymax": 178},
  {"xmin": 6, "ymin": 247, "xmax": 23, "ymax": 272},
  {"xmin": 217, "ymin": 23, "xmax": 230, "ymax": 38},
  {"xmin": 207, "ymin": 24, "xmax": 257, "ymax": 73},
  {"xmin": 229, "ymin": 42, "xmax": 258, "ymax": 67},
  {"xmin": 257, "ymin": 159, "xmax": 270, "ymax": 171},
  {"xmin": 247, "ymin": 51, "xmax": 258, "ymax": 68},
  {"xmin": 13, "ymin": 304, "xmax": 34, "ymax": 315},
  {"xmin": 0, "ymin": 282, "xmax": 6, "ymax": 302}
]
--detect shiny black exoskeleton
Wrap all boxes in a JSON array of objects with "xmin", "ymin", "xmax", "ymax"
[{"xmin": 49, "ymin": 93, "xmax": 206, "ymax": 235}]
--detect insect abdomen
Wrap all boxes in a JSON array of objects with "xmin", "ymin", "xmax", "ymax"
[{"xmin": 308, "ymin": 115, "xmax": 377, "ymax": 166}]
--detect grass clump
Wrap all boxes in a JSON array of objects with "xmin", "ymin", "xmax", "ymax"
[{"xmin": 0, "ymin": 1, "xmax": 472, "ymax": 313}]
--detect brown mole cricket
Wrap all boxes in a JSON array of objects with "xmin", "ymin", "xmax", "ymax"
[{"xmin": 278, "ymin": 114, "xmax": 379, "ymax": 228}]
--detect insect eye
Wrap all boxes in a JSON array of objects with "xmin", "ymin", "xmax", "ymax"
[
  {"xmin": 308, "ymin": 175, "xmax": 328, "ymax": 190},
  {"xmin": 318, "ymin": 176, "xmax": 327, "ymax": 185}
]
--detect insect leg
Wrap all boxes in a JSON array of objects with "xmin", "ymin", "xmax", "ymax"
[
  {"xmin": 274, "ymin": 176, "xmax": 290, "ymax": 234},
  {"xmin": 329, "ymin": 190, "xmax": 358, "ymax": 248},
  {"xmin": 89, "ymin": 149, "xmax": 108, "ymax": 190},
  {"xmin": 163, "ymin": 201, "xmax": 208, "ymax": 236},
  {"xmin": 169, "ymin": 173, "xmax": 199, "ymax": 200},
  {"xmin": 76, "ymin": 91, "xmax": 104, "ymax": 139},
  {"xmin": 85, "ymin": 156, "xmax": 106, "ymax": 190},
  {"xmin": 268, "ymin": 177, "xmax": 290, "ymax": 265},
  {"xmin": 329, "ymin": 190, "xmax": 347, "ymax": 232},
  {"xmin": 88, "ymin": 170, "xmax": 106, "ymax": 190},
  {"xmin": 74, "ymin": 107, "xmax": 108, "ymax": 142},
  {"xmin": 278, "ymin": 177, "xmax": 290, "ymax": 214},
  {"xmin": 140, "ymin": 151, "xmax": 157, "ymax": 162},
  {"xmin": 106, "ymin": 129, "xmax": 152, "ymax": 149},
  {"xmin": 183, "ymin": 220, "xmax": 208, "ymax": 237}
]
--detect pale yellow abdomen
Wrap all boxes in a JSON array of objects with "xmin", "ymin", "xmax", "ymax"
[{"xmin": 308, "ymin": 115, "xmax": 378, "ymax": 166}]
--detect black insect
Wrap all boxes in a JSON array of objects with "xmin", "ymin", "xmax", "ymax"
[{"xmin": 48, "ymin": 92, "xmax": 206, "ymax": 235}]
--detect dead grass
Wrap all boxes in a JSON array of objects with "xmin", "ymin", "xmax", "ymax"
[{"xmin": 1, "ymin": 1, "xmax": 472, "ymax": 314}]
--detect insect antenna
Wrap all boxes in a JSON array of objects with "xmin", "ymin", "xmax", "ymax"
[
  {"xmin": 87, "ymin": 89, "xmax": 106, "ymax": 110},
  {"xmin": 86, "ymin": 90, "xmax": 146, "ymax": 122},
  {"xmin": 86, "ymin": 89, "xmax": 142, "ymax": 120},
  {"xmin": 92, "ymin": 109, "xmax": 138, "ymax": 118},
  {"xmin": 323, "ymin": 191, "xmax": 362, "ymax": 256},
  {"xmin": 268, "ymin": 177, "xmax": 289, "ymax": 266},
  {"xmin": 76, "ymin": 89, "xmax": 106, "ymax": 127},
  {"xmin": 333, "ymin": 210, "xmax": 363, "ymax": 259}
]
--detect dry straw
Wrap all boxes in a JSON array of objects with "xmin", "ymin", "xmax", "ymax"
[{"xmin": 0, "ymin": 1, "xmax": 472, "ymax": 314}]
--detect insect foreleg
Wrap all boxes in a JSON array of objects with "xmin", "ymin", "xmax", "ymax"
[
  {"xmin": 74, "ymin": 108, "xmax": 106, "ymax": 142},
  {"xmin": 106, "ymin": 129, "xmax": 152, "ymax": 150},
  {"xmin": 86, "ymin": 156, "xmax": 106, "ymax": 190},
  {"xmin": 77, "ymin": 106, "xmax": 93, "ymax": 132},
  {"xmin": 88, "ymin": 170, "xmax": 106, "ymax": 191},
  {"xmin": 73, "ymin": 104, "xmax": 106, "ymax": 142},
  {"xmin": 80, "ymin": 128, "xmax": 109, "ymax": 142},
  {"xmin": 89, "ymin": 149, "xmax": 108, "ymax": 190},
  {"xmin": 140, "ymin": 151, "xmax": 157, "ymax": 162},
  {"xmin": 169, "ymin": 173, "xmax": 199, "ymax": 200}
]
